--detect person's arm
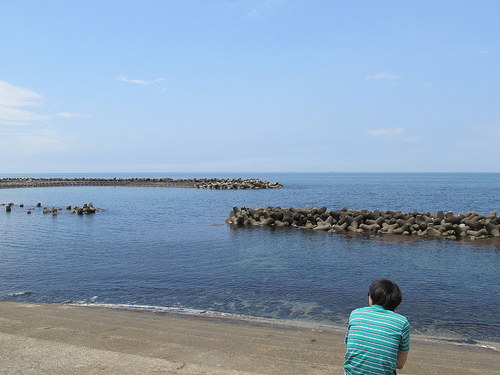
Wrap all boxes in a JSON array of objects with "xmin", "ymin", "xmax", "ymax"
[
  {"xmin": 397, "ymin": 351, "xmax": 408, "ymax": 369},
  {"xmin": 397, "ymin": 318, "xmax": 410, "ymax": 369}
]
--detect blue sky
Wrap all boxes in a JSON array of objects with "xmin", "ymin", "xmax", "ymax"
[{"xmin": 1, "ymin": 0, "xmax": 499, "ymax": 173}]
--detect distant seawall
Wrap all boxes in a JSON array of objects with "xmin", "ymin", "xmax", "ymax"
[
  {"xmin": 0, "ymin": 178, "xmax": 283, "ymax": 190},
  {"xmin": 227, "ymin": 206, "xmax": 500, "ymax": 241}
]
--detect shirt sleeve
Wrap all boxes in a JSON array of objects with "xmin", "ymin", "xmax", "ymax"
[
  {"xmin": 345, "ymin": 312, "xmax": 353, "ymax": 344},
  {"xmin": 399, "ymin": 319, "xmax": 410, "ymax": 352}
]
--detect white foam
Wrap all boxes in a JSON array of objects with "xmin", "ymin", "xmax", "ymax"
[
  {"xmin": 64, "ymin": 302, "xmax": 343, "ymax": 331},
  {"xmin": 7, "ymin": 291, "xmax": 32, "ymax": 297}
]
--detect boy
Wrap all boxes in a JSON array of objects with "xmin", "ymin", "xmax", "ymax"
[{"xmin": 344, "ymin": 279, "xmax": 410, "ymax": 374}]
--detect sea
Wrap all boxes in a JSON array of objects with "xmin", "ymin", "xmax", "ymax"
[{"xmin": 1, "ymin": 172, "xmax": 499, "ymax": 346}]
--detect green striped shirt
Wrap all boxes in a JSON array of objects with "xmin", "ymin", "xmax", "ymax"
[{"xmin": 344, "ymin": 304, "xmax": 410, "ymax": 375}]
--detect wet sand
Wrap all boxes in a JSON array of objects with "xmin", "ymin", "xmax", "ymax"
[{"xmin": 0, "ymin": 302, "xmax": 498, "ymax": 374}]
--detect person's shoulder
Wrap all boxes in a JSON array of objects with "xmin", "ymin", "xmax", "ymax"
[
  {"xmin": 349, "ymin": 306, "xmax": 371, "ymax": 316},
  {"xmin": 389, "ymin": 310, "xmax": 410, "ymax": 325},
  {"xmin": 391, "ymin": 310, "xmax": 408, "ymax": 319},
  {"xmin": 351, "ymin": 306, "xmax": 370, "ymax": 313}
]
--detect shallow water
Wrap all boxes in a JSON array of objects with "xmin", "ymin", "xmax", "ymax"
[{"xmin": 1, "ymin": 172, "xmax": 499, "ymax": 342}]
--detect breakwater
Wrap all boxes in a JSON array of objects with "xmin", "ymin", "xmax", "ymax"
[
  {"xmin": 226, "ymin": 206, "xmax": 500, "ymax": 240},
  {"xmin": 0, "ymin": 178, "xmax": 283, "ymax": 190}
]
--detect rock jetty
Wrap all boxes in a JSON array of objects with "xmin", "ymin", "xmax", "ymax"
[
  {"xmin": 0, "ymin": 178, "xmax": 282, "ymax": 190},
  {"xmin": 226, "ymin": 206, "xmax": 500, "ymax": 241}
]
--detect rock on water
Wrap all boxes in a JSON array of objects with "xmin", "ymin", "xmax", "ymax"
[
  {"xmin": 2, "ymin": 202, "xmax": 103, "ymax": 216},
  {"xmin": 226, "ymin": 206, "xmax": 500, "ymax": 241},
  {"xmin": 71, "ymin": 202, "xmax": 99, "ymax": 215}
]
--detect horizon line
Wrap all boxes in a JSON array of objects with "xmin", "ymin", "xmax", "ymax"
[{"xmin": 1, "ymin": 171, "xmax": 499, "ymax": 175}]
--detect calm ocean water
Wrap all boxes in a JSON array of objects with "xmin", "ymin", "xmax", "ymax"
[{"xmin": 1, "ymin": 173, "xmax": 499, "ymax": 343}]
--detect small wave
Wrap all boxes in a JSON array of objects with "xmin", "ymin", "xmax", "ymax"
[
  {"xmin": 69, "ymin": 296, "xmax": 99, "ymax": 304},
  {"xmin": 437, "ymin": 321, "xmax": 499, "ymax": 328},
  {"xmin": 479, "ymin": 345, "xmax": 499, "ymax": 352},
  {"xmin": 62, "ymin": 302, "xmax": 342, "ymax": 331},
  {"xmin": 7, "ymin": 291, "xmax": 33, "ymax": 297},
  {"xmin": 442, "ymin": 338, "xmax": 478, "ymax": 344}
]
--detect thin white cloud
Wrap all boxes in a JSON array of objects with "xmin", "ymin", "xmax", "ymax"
[
  {"xmin": 478, "ymin": 49, "xmax": 491, "ymax": 54},
  {"xmin": 459, "ymin": 123, "xmax": 500, "ymax": 159},
  {"xmin": 54, "ymin": 112, "xmax": 89, "ymax": 118},
  {"xmin": 0, "ymin": 80, "xmax": 43, "ymax": 125},
  {"xmin": 116, "ymin": 75, "xmax": 165, "ymax": 85},
  {"xmin": 402, "ymin": 135, "xmax": 421, "ymax": 142},
  {"xmin": 366, "ymin": 73, "xmax": 401, "ymax": 80},
  {"xmin": 0, "ymin": 106, "xmax": 44, "ymax": 126},
  {"xmin": 247, "ymin": 0, "xmax": 287, "ymax": 17},
  {"xmin": 0, "ymin": 80, "xmax": 83, "ymax": 125},
  {"xmin": 0, "ymin": 128, "xmax": 74, "ymax": 154},
  {"xmin": 367, "ymin": 127, "xmax": 405, "ymax": 136},
  {"xmin": 422, "ymin": 82, "xmax": 432, "ymax": 87},
  {"xmin": 468, "ymin": 122, "xmax": 500, "ymax": 132},
  {"xmin": 0, "ymin": 79, "xmax": 81, "ymax": 156},
  {"xmin": 366, "ymin": 127, "xmax": 420, "ymax": 143},
  {"xmin": 0, "ymin": 80, "xmax": 41, "ymax": 108}
]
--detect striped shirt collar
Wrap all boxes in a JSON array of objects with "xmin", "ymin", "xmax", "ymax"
[{"xmin": 371, "ymin": 304, "xmax": 388, "ymax": 311}]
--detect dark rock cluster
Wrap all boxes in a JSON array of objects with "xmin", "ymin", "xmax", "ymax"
[
  {"xmin": 226, "ymin": 206, "xmax": 500, "ymax": 240},
  {"xmin": 2, "ymin": 202, "xmax": 102, "ymax": 215},
  {"xmin": 71, "ymin": 202, "xmax": 100, "ymax": 215},
  {"xmin": 192, "ymin": 178, "xmax": 282, "ymax": 189}
]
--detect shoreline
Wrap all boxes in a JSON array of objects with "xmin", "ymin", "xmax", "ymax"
[
  {"xmin": 5, "ymin": 299, "xmax": 498, "ymax": 350},
  {"xmin": 3, "ymin": 297, "xmax": 499, "ymax": 348},
  {"xmin": 64, "ymin": 301, "xmax": 500, "ymax": 351},
  {"xmin": 1, "ymin": 301, "xmax": 498, "ymax": 374}
]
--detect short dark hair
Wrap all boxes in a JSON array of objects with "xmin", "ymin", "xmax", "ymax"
[{"xmin": 369, "ymin": 279, "xmax": 402, "ymax": 311}]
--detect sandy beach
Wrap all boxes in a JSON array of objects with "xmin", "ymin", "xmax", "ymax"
[{"xmin": 0, "ymin": 302, "xmax": 498, "ymax": 374}]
